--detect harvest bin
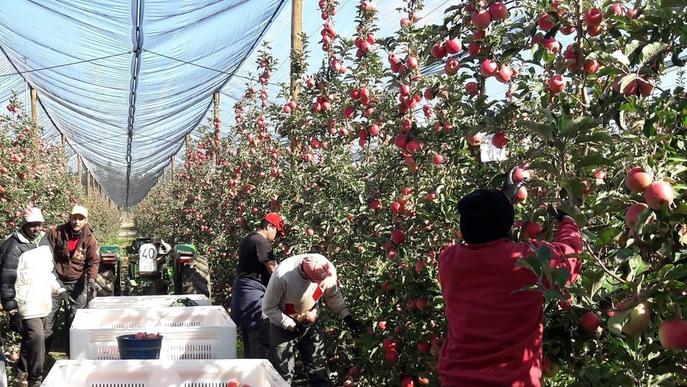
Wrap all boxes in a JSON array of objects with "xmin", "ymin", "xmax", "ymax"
[
  {"xmin": 88, "ymin": 294, "xmax": 212, "ymax": 309},
  {"xmin": 42, "ymin": 359, "xmax": 289, "ymax": 387},
  {"xmin": 70, "ymin": 306, "xmax": 236, "ymax": 360}
]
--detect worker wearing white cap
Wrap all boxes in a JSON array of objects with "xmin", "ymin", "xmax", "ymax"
[
  {"xmin": 0, "ymin": 207, "xmax": 69, "ymax": 387},
  {"xmin": 45, "ymin": 204, "xmax": 100, "ymax": 356}
]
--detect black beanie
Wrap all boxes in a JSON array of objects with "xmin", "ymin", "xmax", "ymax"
[{"xmin": 458, "ymin": 189, "xmax": 515, "ymax": 244}]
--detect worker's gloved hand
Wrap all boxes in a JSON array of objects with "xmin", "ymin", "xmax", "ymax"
[
  {"xmin": 344, "ymin": 315, "xmax": 363, "ymax": 337},
  {"xmin": 282, "ymin": 317, "xmax": 297, "ymax": 332},
  {"xmin": 87, "ymin": 280, "xmax": 98, "ymax": 299},
  {"xmin": 8, "ymin": 310, "xmax": 23, "ymax": 333},
  {"xmin": 58, "ymin": 290, "xmax": 76, "ymax": 306},
  {"xmin": 548, "ymin": 206, "xmax": 569, "ymax": 222},
  {"xmin": 502, "ymin": 166, "xmax": 528, "ymax": 203}
]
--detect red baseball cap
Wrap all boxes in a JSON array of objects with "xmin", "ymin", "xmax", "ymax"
[{"xmin": 263, "ymin": 213, "xmax": 285, "ymax": 236}]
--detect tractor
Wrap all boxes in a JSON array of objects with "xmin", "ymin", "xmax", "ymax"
[{"xmin": 95, "ymin": 245, "xmax": 122, "ymax": 296}]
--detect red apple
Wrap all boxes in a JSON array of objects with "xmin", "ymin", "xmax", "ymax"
[
  {"xmin": 588, "ymin": 24, "xmax": 603, "ymax": 36},
  {"xmin": 391, "ymin": 229, "xmax": 406, "ymax": 245},
  {"xmin": 658, "ymin": 318, "xmax": 687, "ymax": 349},
  {"xmin": 466, "ymin": 81, "xmax": 479, "ymax": 95},
  {"xmin": 525, "ymin": 222, "xmax": 542, "ymax": 239},
  {"xmin": 488, "ymin": 1, "xmax": 508, "ymax": 21},
  {"xmin": 644, "ymin": 181, "xmax": 675, "ymax": 210},
  {"xmin": 514, "ymin": 187, "xmax": 528, "ymax": 203},
  {"xmin": 623, "ymin": 79, "xmax": 638, "ymax": 96},
  {"xmin": 227, "ymin": 381, "xmax": 240, "ymax": 387},
  {"xmin": 610, "ymin": 2, "xmax": 625, "ymax": 16},
  {"xmin": 624, "ymin": 203, "xmax": 649, "ymax": 228},
  {"xmin": 580, "ymin": 311, "xmax": 601, "ymax": 333},
  {"xmin": 407, "ymin": 55, "xmax": 418, "ymax": 68},
  {"xmin": 471, "ymin": 10, "xmax": 491, "ymax": 29},
  {"xmin": 625, "ymin": 167, "xmax": 652, "ymax": 192},
  {"xmin": 400, "ymin": 376, "xmax": 415, "ymax": 387},
  {"xmin": 433, "ymin": 153, "xmax": 444, "ymax": 165},
  {"xmin": 343, "ymin": 106, "xmax": 355, "ymax": 119},
  {"xmin": 495, "ymin": 65, "xmax": 512, "ymax": 83},
  {"xmin": 542, "ymin": 37, "xmax": 560, "ymax": 53},
  {"xmin": 491, "ymin": 132, "xmax": 508, "ymax": 148},
  {"xmin": 369, "ymin": 199, "xmax": 381, "ymax": 211},
  {"xmin": 637, "ymin": 78, "xmax": 654, "ymax": 97},
  {"xmin": 468, "ymin": 41, "xmax": 481, "ymax": 57},
  {"xmin": 431, "ymin": 43, "xmax": 447, "ymax": 59},
  {"xmin": 583, "ymin": 59, "xmax": 600, "ymax": 74},
  {"xmin": 538, "ymin": 13, "xmax": 555, "ymax": 30},
  {"xmin": 480, "ymin": 59, "xmax": 498, "ymax": 77},
  {"xmin": 444, "ymin": 58, "xmax": 460, "ymax": 75},
  {"xmin": 547, "ymin": 74, "xmax": 566, "ymax": 94},
  {"xmin": 585, "ymin": 8, "xmax": 603, "ymax": 27},
  {"xmin": 445, "ymin": 37, "xmax": 462, "ymax": 54},
  {"xmin": 512, "ymin": 167, "xmax": 530, "ymax": 183},
  {"xmin": 369, "ymin": 123, "xmax": 381, "ymax": 136},
  {"xmin": 561, "ymin": 25, "xmax": 576, "ymax": 35},
  {"xmin": 377, "ymin": 321, "xmax": 387, "ymax": 331}
]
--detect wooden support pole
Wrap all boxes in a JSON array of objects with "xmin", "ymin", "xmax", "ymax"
[
  {"xmin": 290, "ymin": 0, "xmax": 303, "ymax": 99},
  {"xmin": 30, "ymin": 87, "xmax": 39, "ymax": 161},
  {"xmin": 213, "ymin": 91, "xmax": 220, "ymax": 125},
  {"xmin": 77, "ymin": 155, "xmax": 83, "ymax": 184},
  {"xmin": 61, "ymin": 133, "xmax": 66, "ymax": 154},
  {"xmin": 171, "ymin": 155, "xmax": 176, "ymax": 178}
]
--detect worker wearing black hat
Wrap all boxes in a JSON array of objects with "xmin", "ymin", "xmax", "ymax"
[
  {"xmin": 437, "ymin": 175, "xmax": 583, "ymax": 387},
  {"xmin": 230, "ymin": 213, "xmax": 285, "ymax": 359}
]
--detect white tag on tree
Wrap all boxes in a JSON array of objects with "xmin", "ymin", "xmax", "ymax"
[
  {"xmin": 480, "ymin": 134, "xmax": 508, "ymax": 162},
  {"xmin": 138, "ymin": 243, "xmax": 158, "ymax": 273}
]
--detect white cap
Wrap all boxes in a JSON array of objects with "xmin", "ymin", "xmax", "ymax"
[
  {"xmin": 71, "ymin": 205, "xmax": 89, "ymax": 218},
  {"xmin": 23, "ymin": 207, "xmax": 45, "ymax": 223}
]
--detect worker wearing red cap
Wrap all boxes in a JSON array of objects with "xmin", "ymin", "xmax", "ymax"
[
  {"xmin": 230, "ymin": 212, "xmax": 285, "ymax": 359},
  {"xmin": 263, "ymin": 254, "xmax": 363, "ymax": 386}
]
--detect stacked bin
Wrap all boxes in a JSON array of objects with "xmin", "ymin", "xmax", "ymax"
[{"xmin": 42, "ymin": 295, "xmax": 288, "ymax": 386}]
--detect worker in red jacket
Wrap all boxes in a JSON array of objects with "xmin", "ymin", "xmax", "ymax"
[{"xmin": 438, "ymin": 188, "xmax": 583, "ymax": 387}]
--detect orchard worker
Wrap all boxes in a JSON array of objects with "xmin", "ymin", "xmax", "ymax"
[
  {"xmin": 0, "ymin": 207, "xmax": 70, "ymax": 387},
  {"xmin": 44, "ymin": 205, "xmax": 100, "ymax": 356},
  {"xmin": 438, "ymin": 188, "xmax": 583, "ymax": 387},
  {"xmin": 262, "ymin": 253, "xmax": 363, "ymax": 387},
  {"xmin": 231, "ymin": 212, "xmax": 285, "ymax": 359}
]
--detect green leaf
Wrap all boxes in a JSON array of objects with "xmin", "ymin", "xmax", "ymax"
[
  {"xmin": 575, "ymin": 132, "xmax": 614, "ymax": 145},
  {"xmin": 553, "ymin": 268, "xmax": 570, "ymax": 288},
  {"xmin": 627, "ymin": 255, "xmax": 649, "ymax": 281},
  {"xmin": 588, "ymin": 271, "xmax": 607, "ymax": 298},
  {"xmin": 640, "ymin": 42, "xmax": 668, "ymax": 64},
  {"xmin": 517, "ymin": 120, "xmax": 554, "ymax": 140},
  {"xmin": 607, "ymin": 309, "xmax": 631, "ymax": 336},
  {"xmin": 611, "ymin": 50, "xmax": 631, "ymax": 67},
  {"xmin": 577, "ymin": 154, "xmax": 612, "ymax": 168},
  {"xmin": 623, "ymin": 40, "xmax": 642, "ymax": 57},
  {"xmin": 561, "ymin": 117, "xmax": 598, "ymax": 138}
]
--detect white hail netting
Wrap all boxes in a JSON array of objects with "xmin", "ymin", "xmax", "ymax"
[{"xmin": 0, "ymin": 0, "xmax": 287, "ymax": 206}]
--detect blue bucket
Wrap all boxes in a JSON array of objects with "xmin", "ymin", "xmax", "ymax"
[{"xmin": 116, "ymin": 334, "xmax": 164, "ymax": 359}]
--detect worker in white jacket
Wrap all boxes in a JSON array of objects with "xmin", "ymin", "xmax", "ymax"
[
  {"xmin": 262, "ymin": 253, "xmax": 362, "ymax": 387},
  {"xmin": 0, "ymin": 208, "xmax": 69, "ymax": 387}
]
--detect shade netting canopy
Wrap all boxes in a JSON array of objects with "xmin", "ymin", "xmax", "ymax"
[{"xmin": 0, "ymin": 0, "xmax": 287, "ymax": 206}]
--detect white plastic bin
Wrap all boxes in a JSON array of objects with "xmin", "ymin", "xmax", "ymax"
[
  {"xmin": 42, "ymin": 359, "xmax": 289, "ymax": 387},
  {"xmin": 70, "ymin": 306, "xmax": 236, "ymax": 360},
  {"xmin": 88, "ymin": 294, "xmax": 211, "ymax": 309}
]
